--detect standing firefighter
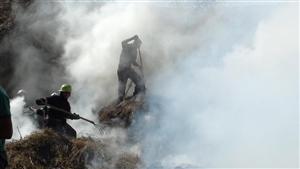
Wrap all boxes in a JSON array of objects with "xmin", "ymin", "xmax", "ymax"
[
  {"xmin": 117, "ymin": 35, "xmax": 145, "ymax": 102},
  {"xmin": 35, "ymin": 84, "xmax": 80, "ymax": 138},
  {"xmin": 0, "ymin": 86, "xmax": 12, "ymax": 169}
]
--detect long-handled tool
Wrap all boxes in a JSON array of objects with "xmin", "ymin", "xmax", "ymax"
[
  {"xmin": 138, "ymin": 48, "xmax": 144, "ymax": 78},
  {"xmin": 46, "ymin": 104, "xmax": 107, "ymax": 134},
  {"xmin": 45, "ymin": 104, "xmax": 95, "ymax": 124},
  {"xmin": 31, "ymin": 104, "xmax": 106, "ymax": 135}
]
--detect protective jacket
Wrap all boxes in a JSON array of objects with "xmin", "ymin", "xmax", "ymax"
[
  {"xmin": 36, "ymin": 93, "xmax": 78, "ymax": 138},
  {"xmin": 36, "ymin": 94, "xmax": 75, "ymax": 124}
]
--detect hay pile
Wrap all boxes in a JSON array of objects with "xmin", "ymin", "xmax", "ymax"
[
  {"xmin": 6, "ymin": 129, "xmax": 140, "ymax": 169},
  {"xmin": 98, "ymin": 97, "xmax": 147, "ymax": 128}
]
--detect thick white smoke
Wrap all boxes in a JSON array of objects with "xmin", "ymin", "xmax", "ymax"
[
  {"xmin": 6, "ymin": 0, "xmax": 298, "ymax": 168},
  {"xmin": 55, "ymin": 1, "xmax": 218, "ymax": 136},
  {"xmin": 10, "ymin": 96, "xmax": 36, "ymax": 139},
  {"xmin": 137, "ymin": 3, "xmax": 298, "ymax": 169}
]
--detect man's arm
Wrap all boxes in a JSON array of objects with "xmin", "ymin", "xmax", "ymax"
[
  {"xmin": 122, "ymin": 35, "xmax": 138, "ymax": 48},
  {"xmin": 0, "ymin": 117, "xmax": 13, "ymax": 139}
]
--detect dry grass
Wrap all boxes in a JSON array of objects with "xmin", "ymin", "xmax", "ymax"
[
  {"xmin": 7, "ymin": 129, "xmax": 81, "ymax": 169},
  {"xmin": 6, "ymin": 129, "xmax": 140, "ymax": 169},
  {"xmin": 115, "ymin": 154, "xmax": 140, "ymax": 169},
  {"xmin": 98, "ymin": 97, "xmax": 146, "ymax": 128}
]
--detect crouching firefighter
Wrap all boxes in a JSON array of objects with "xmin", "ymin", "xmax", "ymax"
[{"xmin": 35, "ymin": 84, "xmax": 80, "ymax": 139}]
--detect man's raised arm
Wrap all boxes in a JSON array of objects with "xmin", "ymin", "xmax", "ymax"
[{"xmin": 122, "ymin": 35, "xmax": 139, "ymax": 48}]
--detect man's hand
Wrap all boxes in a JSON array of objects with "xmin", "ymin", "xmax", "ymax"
[{"xmin": 71, "ymin": 113, "xmax": 80, "ymax": 120}]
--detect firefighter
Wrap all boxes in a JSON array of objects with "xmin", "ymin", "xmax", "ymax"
[{"xmin": 35, "ymin": 84, "xmax": 80, "ymax": 138}]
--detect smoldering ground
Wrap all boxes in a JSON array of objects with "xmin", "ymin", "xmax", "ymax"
[{"xmin": 5, "ymin": 0, "xmax": 299, "ymax": 168}]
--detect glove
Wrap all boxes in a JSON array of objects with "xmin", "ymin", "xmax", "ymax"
[{"xmin": 71, "ymin": 113, "xmax": 80, "ymax": 120}]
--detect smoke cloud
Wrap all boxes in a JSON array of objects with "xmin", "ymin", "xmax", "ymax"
[
  {"xmin": 134, "ymin": 2, "xmax": 298, "ymax": 168},
  {"xmin": 4, "ymin": 0, "xmax": 298, "ymax": 168},
  {"xmin": 10, "ymin": 96, "xmax": 35, "ymax": 139}
]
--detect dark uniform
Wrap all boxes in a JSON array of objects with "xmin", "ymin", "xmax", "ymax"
[
  {"xmin": 0, "ymin": 87, "xmax": 12, "ymax": 169},
  {"xmin": 36, "ymin": 93, "xmax": 78, "ymax": 138}
]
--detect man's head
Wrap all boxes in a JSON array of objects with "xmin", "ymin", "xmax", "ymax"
[{"xmin": 59, "ymin": 84, "xmax": 72, "ymax": 99}]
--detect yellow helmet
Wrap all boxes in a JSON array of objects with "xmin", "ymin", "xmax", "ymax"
[{"xmin": 59, "ymin": 84, "xmax": 72, "ymax": 93}]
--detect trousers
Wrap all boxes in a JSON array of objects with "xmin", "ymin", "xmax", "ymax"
[
  {"xmin": 117, "ymin": 67, "xmax": 145, "ymax": 100},
  {"xmin": 46, "ymin": 120, "xmax": 77, "ymax": 139}
]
